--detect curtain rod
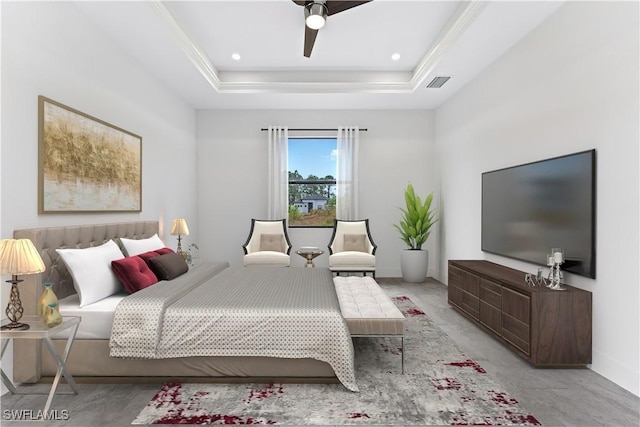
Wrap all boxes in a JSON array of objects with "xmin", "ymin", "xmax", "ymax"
[{"xmin": 260, "ymin": 128, "xmax": 367, "ymax": 132}]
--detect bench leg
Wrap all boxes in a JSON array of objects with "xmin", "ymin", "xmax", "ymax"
[{"xmin": 401, "ymin": 336, "xmax": 405, "ymax": 374}]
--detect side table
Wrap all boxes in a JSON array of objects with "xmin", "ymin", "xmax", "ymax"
[
  {"xmin": 296, "ymin": 249, "xmax": 324, "ymax": 268},
  {"xmin": 1, "ymin": 315, "xmax": 80, "ymax": 413}
]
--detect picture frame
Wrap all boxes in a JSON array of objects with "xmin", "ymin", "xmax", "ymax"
[{"xmin": 38, "ymin": 96, "xmax": 142, "ymax": 213}]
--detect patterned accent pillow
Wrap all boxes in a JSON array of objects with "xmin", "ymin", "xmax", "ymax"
[
  {"xmin": 343, "ymin": 234, "xmax": 367, "ymax": 252},
  {"xmin": 260, "ymin": 234, "xmax": 285, "ymax": 253},
  {"xmin": 111, "ymin": 256, "xmax": 158, "ymax": 294},
  {"xmin": 148, "ymin": 252, "xmax": 189, "ymax": 280}
]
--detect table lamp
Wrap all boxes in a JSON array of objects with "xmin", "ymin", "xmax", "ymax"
[
  {"xmin": 170, "ymin": 218, "xmax": 190, "ymax": 259},
  {"xmin": 1, "ymin": 239, "xmax": 46, "ymax": 331}
]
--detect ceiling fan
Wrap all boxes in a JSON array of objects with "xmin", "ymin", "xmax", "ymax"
[{"xmin": 292, "ymin": 0, "xmax": 372, "ymax": 58}]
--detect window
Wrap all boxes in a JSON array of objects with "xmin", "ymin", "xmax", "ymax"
[
  {"xmin": 267, "ymin": 126, "xmax": 359, "ymax": 223},
  {"xmin": 288, "ymin": 138, "xmax": 337, "ymax": 227}
]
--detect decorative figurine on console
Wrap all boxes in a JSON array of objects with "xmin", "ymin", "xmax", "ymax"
[
  {"xmin": 547, "ymin": 248, "xmax": 566, "ymax": 291},
  {"xmin": 525, "ymin": 267, "xmax": 548, "ymax": 287}
]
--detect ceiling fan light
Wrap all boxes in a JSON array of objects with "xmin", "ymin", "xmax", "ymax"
[{"xmin": 305, "ymin": 3, "xmax": 327, "ymax": 30}]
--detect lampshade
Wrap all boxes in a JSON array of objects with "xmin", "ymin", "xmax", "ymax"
[
  {"xmin": 170, "ymin": 219, "xmax": 190, "ymax": 236},
  {"xmin": 0, "ymin": 239, "xmax": 45, "ymax": 276},
  {"xmin": 305, "ymin": 2, "xmax": 327, "ymax": 30}
]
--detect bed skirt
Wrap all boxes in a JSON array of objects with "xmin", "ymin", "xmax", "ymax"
[{"xmin": 27, "ymin": 339, "xmax": 336, "ymax": 381}]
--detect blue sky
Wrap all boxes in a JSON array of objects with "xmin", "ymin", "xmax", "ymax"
[{"xmin": 288, "ymin": 138, "xmax": 337, "ymax": 178}]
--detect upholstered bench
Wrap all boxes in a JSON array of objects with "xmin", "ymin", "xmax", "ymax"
[{"xmin": 333, "ymin": 276, "xmax": 406, "ymax": 373}]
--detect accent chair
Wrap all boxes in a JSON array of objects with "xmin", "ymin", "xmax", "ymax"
[
  {"xmin": 327, "ymin": 219, "xmax": 377, "ymax": 277},
  {"xmin": 242, "ymin": 219, "xmax": 292, "ymax": 267}
]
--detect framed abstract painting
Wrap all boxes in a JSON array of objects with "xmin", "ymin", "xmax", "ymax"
[{"xmin": 38, "ymin": 96, "xmax": 142, "ymax": 213}]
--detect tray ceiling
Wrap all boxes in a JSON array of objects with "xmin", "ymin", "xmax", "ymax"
[{"xmin": 75, "ymin": 1, "xmax": 563, "ymax": 109}]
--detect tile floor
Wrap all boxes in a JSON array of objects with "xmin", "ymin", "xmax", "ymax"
[{"xmin": 1, "ymin": 278, "xmax": 638, "ymax": 426}]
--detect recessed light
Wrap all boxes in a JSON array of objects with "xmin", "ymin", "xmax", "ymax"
[
  {"xmin": 391, "ymin": 53, "xmax": 401, "ymax": 61},
  {"xmin": 231, "ymin": 53, "xmax": 241, "ymax": 61}
]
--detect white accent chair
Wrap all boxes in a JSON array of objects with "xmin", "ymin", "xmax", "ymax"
[
  {"xmin": 242, "ymin": 219, "xmax": 292, "ymax": 267},
  {"xmin": 328, "ymin": 219, "xmax": 377, "ymax": 278}
]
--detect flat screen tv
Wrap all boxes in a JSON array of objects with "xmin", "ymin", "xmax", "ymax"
[{"xmin": 481, "ymin": 150, "xmax": 596, "ymax": 278}]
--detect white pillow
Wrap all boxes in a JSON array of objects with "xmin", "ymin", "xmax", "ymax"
[
  {"xmin": 119, "ymin": 233, "xmax": 165, "ymax": 256},
  {"xmin": 56, "ymin": 240, "xmax": 124, "ymax": 307}
]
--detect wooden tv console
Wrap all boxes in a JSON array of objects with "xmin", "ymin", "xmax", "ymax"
[{"xmin": 448, "ymin": 260, "xmax": 592, "ymax": 367}]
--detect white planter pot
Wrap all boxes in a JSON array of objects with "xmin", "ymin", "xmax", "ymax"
[{"xmin": 400, "ymin": 249, "xmax": 429, "ymax": 283}]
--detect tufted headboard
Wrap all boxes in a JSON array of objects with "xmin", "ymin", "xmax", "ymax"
[{"xmin": 13, "ymin": 221, "xmax": 159, "ymax": 315}]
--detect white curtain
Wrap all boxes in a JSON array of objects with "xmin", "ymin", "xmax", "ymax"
[
  {"xmin": 336, "ymin": 126, "xmax": 359, "ymax": 220},
  {"xmin": 267, "ymin": 126, "xmax": 288, "ymax": 220}
]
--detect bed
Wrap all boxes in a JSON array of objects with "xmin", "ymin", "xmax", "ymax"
[{"xmin": 13, "ymin": 221, "xmax": 355, "ymax": 390}]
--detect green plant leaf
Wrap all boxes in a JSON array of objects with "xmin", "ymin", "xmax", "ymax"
[{"xmin": 394, "ymin": 183, "xmax": 438, "ymax": 250}]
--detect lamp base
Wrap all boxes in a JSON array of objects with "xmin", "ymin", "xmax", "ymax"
[
  {"xmin": 1, "ymin": 321, "xmax": 30, "ymax": 331},
  {"xmin": 4, "ymin": 278, "xmax": 28, "ymax": 331}
]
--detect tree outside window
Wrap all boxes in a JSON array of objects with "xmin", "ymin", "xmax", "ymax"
[{"xmin": 288, "ymin": 138, "xmax": 336, "ymax": 227}]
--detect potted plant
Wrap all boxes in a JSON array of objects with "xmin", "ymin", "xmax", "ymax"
[{"xmin": 393, "ymin": 183, "xmax": 438, "ymax": 283}]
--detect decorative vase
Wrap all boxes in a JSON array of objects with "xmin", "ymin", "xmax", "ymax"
[
  {"xmin": 38, "ymin": 281, "xmax": 58, "ymax": 318},
  {"xmin": 43, "ymin": 302, "xmax": 62, "ymax": 327},
  {"xmin": 400, "ymin": 249, "xmax": 429, "ymax": 283}
]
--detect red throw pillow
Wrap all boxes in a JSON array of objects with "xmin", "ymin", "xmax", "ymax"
[
  {"xmin": 111, "ymin": 256, "xmax": 159, "ymax": 294},
  {"xmin": 137, "ymin": 247, "xmax": 175, "ymax": 264},
  {"xmin": 137, "ymin": 250, "xmax": 161, "ymax": 264},
  {"xmin": 155, "ymin": 247, "xmax": 174, "ymax": 255}
]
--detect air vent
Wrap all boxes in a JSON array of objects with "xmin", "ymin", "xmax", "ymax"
[{"xmin": 426, "ymin": 76, "xmax": 451, "ymax": 88}]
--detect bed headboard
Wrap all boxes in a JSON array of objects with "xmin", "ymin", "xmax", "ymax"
[{"xmin": 13, "ymin": 221, "xmax": 159, "ymax": 314}]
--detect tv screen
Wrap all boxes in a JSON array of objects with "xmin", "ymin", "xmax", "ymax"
[{"xmin": 481, "ymin": 150, "xmax": 596, "ymax": 278}]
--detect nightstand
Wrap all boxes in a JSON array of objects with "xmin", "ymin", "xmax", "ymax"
[{"xmin": 1, "ymin": 315, "xmax": 80, "ymax": 413}]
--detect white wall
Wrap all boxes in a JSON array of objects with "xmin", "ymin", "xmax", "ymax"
[
  {"xmin": 196, "ymin": 110, "xmax": 437, "ymax": 278},
  {"xmin": 436, "ymin": 2, "xmax": 639, "ymax": 396},
  {"xmin": 1, "ymin": 2, "xmax": 198, "ymax": 237},
  {"xmin": 1, "ymin": 2, "xmax": 198, "ymax": 390}
]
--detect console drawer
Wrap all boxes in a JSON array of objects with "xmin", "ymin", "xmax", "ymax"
[
  {"xmin": 449, "ymin": 266, "xmax": 466, "ymax": 288},
  {"xmin": 480, "ymin": 278, "xmax": 502, "ymax": 309},
  {"xmin": 502, "ymin": 287, "xmax": 530, "ymax": 324},
  {"xmin": 462, "ymin": 272, "xmax": 480, "ymax": 296},
  {"xmin": 502, "ymin": 313, "xmax": 530, "ymax": 355},
  {"xmin": 480, "ymin": 300, "xmax": 501, "ymax": 334},
  {"xmin": 461, "ymin": 291, "xmax": 479, "ymax": 320},
  {"xmin": 448, "ymin": 281, "xmax": 463, "ymax": 308}
]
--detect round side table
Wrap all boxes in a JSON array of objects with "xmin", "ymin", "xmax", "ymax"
[{"xmin": 296, "ymin": 249, "xmax": 324, "ymax": 268}]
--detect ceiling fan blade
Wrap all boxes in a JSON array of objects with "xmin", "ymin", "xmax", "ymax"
[
  {"xmin": 295, "ymin": 0, "xmax": 371, "ymax": 57},
  {"xmin": 304, "ymin": 25, "xmax": 319, "ymax": 58},
  {"xmin": 326, "ymin": 0, "xmax": 372, "ymax": 16}
]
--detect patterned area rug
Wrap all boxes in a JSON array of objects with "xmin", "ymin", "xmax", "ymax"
[{"xmin": 132, "ymin": 296, "xmax": 540, "ymax": 425}]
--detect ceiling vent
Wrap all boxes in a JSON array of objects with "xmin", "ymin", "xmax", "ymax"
[{"xmin": 426, "ymin": 76, "xmax": 451, "ymax": 88}]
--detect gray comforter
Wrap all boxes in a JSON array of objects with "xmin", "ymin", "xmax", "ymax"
[{"xmin": 110, "ymin": 265, "xmax": 357, "ymax": 391}]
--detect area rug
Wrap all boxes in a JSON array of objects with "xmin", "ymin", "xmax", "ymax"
[{"xmin": 132, "ymin": 296, "xmax": 540, "ymax": 425}]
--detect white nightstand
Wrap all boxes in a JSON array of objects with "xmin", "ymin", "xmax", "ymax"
[{"xmin": 1, "ymin": 315, "xmax": 80, "ymax": 413}]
